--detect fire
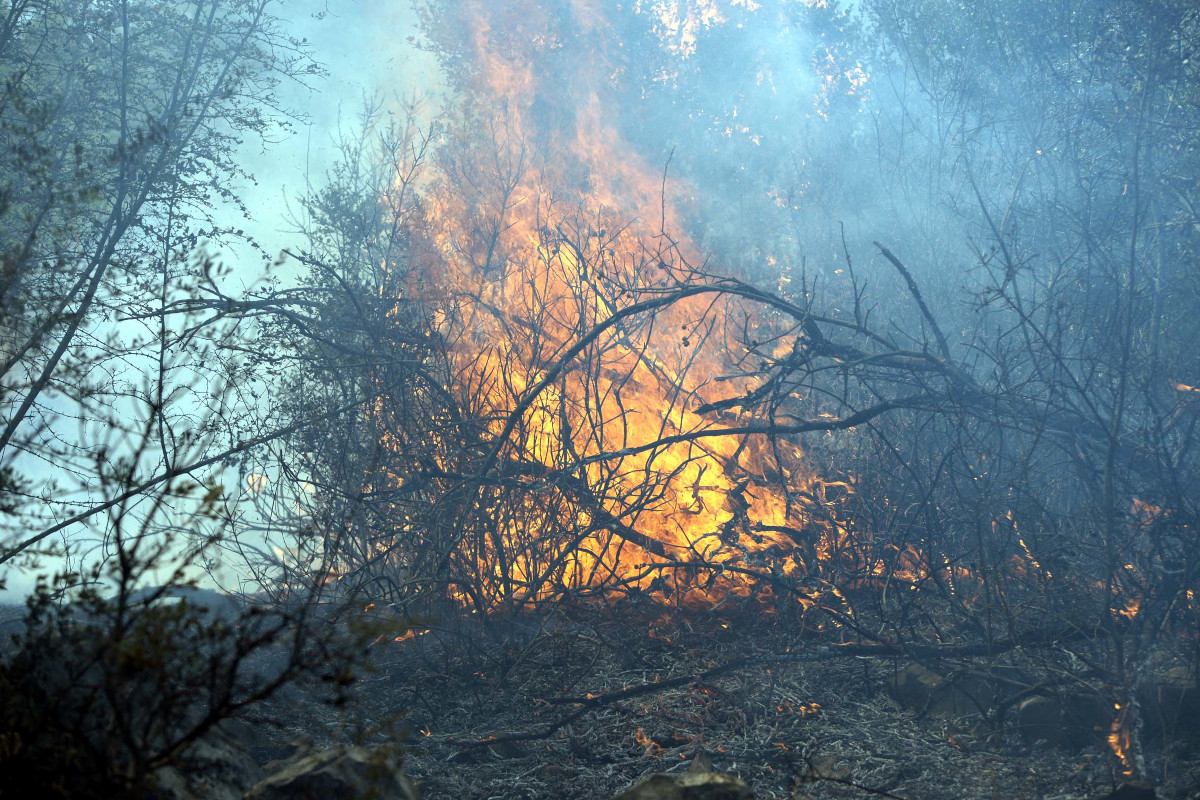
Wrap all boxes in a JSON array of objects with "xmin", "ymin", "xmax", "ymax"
[
  {"xmin": 377, "ymin": 0, "xmax": 919, "ymax": 613},
  {"xmin": 776, "ymin": 700, "xmax": 820, "ymax": 717},
  {"xmin": 1113, "ymin": 595, "xmax": 1141, "ymax": 622},
  {"xmin": 1108, "ymin": 701, "xmax": 1135, "ymax": 776},
  {"xmin": 634, "ymin": 727, "xmax": 663, "ymax": 756},
  {"xmin": 1130, "ymin": 497, "xmax": 1163, "ymax": 527}
]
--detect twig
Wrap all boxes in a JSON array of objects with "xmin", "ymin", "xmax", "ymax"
[
  {"xmin": 873, "ymin": 242, "xmax": 952, "ymax": 363},
  {"xmin": 446, "ymin": 630, "xmax": 1074, "ymax": 751}
]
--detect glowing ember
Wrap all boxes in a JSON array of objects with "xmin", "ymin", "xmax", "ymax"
[
  {"xmin": 1108, "ymin": 701, "xmax": 1135, "ymax": 776},
  {"xmin": 634, "ymin": 726, "xmax": 663, "ymax": 756}
]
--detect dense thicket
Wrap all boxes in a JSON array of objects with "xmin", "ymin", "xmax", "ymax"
[
  {"xmin": 0, "ymin": 4, "xmax": 378, "ymax": 795},
  {"xmin": 1, "ymin": 0, "xmax": 1197, "ymax": 789},
  {"xmin": 268, "ymin": 0, "xmax": 1200, "ymax": 781}
]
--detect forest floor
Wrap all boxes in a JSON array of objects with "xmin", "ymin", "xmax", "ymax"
[{"xmin": 243, "ymin": 604, "xmax": 1200, "ymax": 800}]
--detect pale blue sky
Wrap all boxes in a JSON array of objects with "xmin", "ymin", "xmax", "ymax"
[{"xmin": 232, "ymin": 0, "xmax": 440, "ymax": 260}]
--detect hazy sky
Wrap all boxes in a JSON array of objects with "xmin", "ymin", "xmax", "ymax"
[{"xmin": 230, "ymin": 0, "xmax": 440, "ymax": 261}]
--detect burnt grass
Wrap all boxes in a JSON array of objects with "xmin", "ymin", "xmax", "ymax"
[{"xmin": 242, "ymin": 601, "xmax": 1200, "ymax": 800}]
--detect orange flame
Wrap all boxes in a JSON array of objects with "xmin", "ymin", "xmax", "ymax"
[
  {"xmin": 634, "ymin": 726, "xmax": 663, "ymax": 756},
  {"xmin": 383, "ymin": 0, "xmax": 914, "ymax": 612},
  {"xmin": 1107, "ymin": 701, "xmax": 1135, "ymax": 776}
]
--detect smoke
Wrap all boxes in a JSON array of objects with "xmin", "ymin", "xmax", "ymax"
[
  {"xmin": 405, "ymin": 0, "xmax": 980, "ymax": 326},
  {"xmin": 224, "ymin": 0, "xmax": 437, "ymax": 261}
]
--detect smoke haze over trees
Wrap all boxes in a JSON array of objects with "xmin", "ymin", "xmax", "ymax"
[{"xmin": 1, "ymin": 0, "xmax": 1198, "ymax": 795}]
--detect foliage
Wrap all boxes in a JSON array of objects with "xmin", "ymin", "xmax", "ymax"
[
  {"xmin": 0, "ymin": 0, "xmax": 317, "ymax": 566},
  {"xmin": 295, "ymin": 0, "xmax": 1200, "ymax": 781},
  {"xmin": 0, "ymin": 502, "xmax": 384, "ymax": 799},
  {"xmin": 0, "ymin": 4, "xmax": 394, "ymax": 796},
  {"xmin": 1, "ymin": 0, "xmax": 1192, "ymax": 789}
]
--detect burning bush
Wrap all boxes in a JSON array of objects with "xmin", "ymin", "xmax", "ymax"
[{"xmin": 245, "ymin": 0, "xmax": 1200, "ymax": 784}]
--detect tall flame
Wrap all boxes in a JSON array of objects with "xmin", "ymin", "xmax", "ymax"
[{"xmin": 397, "ymin": 0, "xmax": 857, "ymax": 611}]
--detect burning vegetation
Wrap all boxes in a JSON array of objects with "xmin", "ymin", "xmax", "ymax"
[
  {"xmin": 3, "ymin": 0, "xmax": 1200, "ymax": 797},
  {"xmin": 266, "ymin": 0, "xmax": 1200, "ymax": 788},
  {"xmin": 357, "ymin": 0, "xmax": 911, "ymax": 619}
]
